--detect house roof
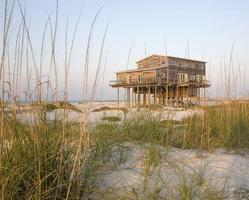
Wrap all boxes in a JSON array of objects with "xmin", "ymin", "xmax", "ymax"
[
  {"xmin": 115, "ymin": 54, "xmax": 207, "ymax": 74},
  {"xmin": 136, "ymin": 54, "xmax": 206, "ymax": 64},
  {"xmin": 136, "ymin": 55, "xmax": 164, "ymax": 63},
  {"xmin": 116, "ymin": 66, "xmax": 165, "ymax": 74}
]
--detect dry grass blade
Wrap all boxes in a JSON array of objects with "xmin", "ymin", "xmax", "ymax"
[
  {"xmin": 91, "ymin": 23, "xmax": 109, "ymax": 100},
  {"xmin": 83, "ymin": 6, "xmax": 103, "ymax": 101}
]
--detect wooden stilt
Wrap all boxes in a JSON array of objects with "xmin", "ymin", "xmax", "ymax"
[
  {"xmin": 176, "ymin": 86, "xmax": 179, "ymax": 107},
  {"xmin": 186, "ymin": 87, "xmax": 189, "ymax": 105},
  {"xmin": 132, "ymin": 88, "xmax": 134, "ymax": 107},
  {"xmin": 204, "ymin": 87, "xmax": 206, "ymax": 106},
  {"xmin": 166, "ymin": 85, "xmax": 168, "ymax": 106},
  {"xmin": 198, "ymin": 88, "xmax": 200, "ymax": 106},
  {"xmin": 148, "ymin": 86, "xmax": 151, "ymax": 106},
  {"xmin": 162, "ymin": 88, "xmax": 164, "ymax": 106},
  {"xmin": 154, "ymin": 85, "xmax": 157, "ymax": 105},
  {"xmin": 143, "ymin": 89, "xmax": 146, "ymax": 106},
  {"xmin": 117, "ymin": 87, "xmax": 120, "ymax": 110},
  {"xmin": 134, "ymin": 88, "xmax": 137, "ymax": 107},
  {"xmin": 127, "ymin": 88, "xmax": 130, "ymax": 108},
  {"xmin": 125, "ymin": 88, "xmax": 128, "ymax": 108},
  {"xmin": 169, "ymin": 86, "xmax": 173, "ymax": 106},
  {"xmin": 137, "ymin": 86, "xmax": 140, "ymax": 109}
]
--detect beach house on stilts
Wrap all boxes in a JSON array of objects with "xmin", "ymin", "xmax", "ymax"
[{"xmin": 110, "ymin": 55, "xmax": 210, "ymax": 107}]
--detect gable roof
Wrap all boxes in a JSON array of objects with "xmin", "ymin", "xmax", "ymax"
[
  {"xmin": 136, "ymin": 55, "xmax": 164, "ymax": 63},
  {"xmin": 136, "ymin": 54, "xmax": 206, "ymax": 64}
]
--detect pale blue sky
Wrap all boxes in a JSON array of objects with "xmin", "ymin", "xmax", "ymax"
[{"xmin": 2, "ymin": 0, "xmax": 249, "ymax": 100}]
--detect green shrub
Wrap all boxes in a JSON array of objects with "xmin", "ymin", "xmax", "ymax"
[
  {"xmin": 101, "ymin": 116, "xmax": 121, "ymax": 122},
  {"xmin": 44, "ymin": 103, "xmax": 57, "ymax": 112}
]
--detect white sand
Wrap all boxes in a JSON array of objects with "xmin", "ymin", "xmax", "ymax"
[
  {"xmin": 14, "ymin": 101, "xmax": 202, "ymax": 123},
  {"xmin": 96, "ymin": 142, "xmax": 249, "ymax": 199}
]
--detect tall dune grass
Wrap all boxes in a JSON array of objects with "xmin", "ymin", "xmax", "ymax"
[
  {"xmin": 182, "ymin": 101, "xmax": 249, "ymax": 150},
  {"xmin": 0, "ymin": 111, "xmax": 129, "ymax": 199},
  {"xmin": 0, "ymin": 0, "xmax": 110, "ymax": 199}
]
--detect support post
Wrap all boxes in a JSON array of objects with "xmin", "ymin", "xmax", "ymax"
[
  {"xmin": 198, "ymin": 88, "xmax": 200, "ymax": 106},
  {"xmin": 166, "ymin": 85, "xmax": 168, "ymax": 106},
  {"xmin": 154, "ymin": 85, "xmax": 157, "ymax": 105},
  {"xmin": 132, "ymin": 88, "xmax": 134, "ymax": 107},
  {"xmin": 127, "ymin": 88, "xmax": 130, "ymax": 108},
  {"xmin": 148, "ymin": 86, "xmax": 151, "ymax": 106},
  {"xmin": 169, "ymin": 87, "xmax": 172, "ymax": 105},
  {"xmin": 204, "ymin": 87, "xmax": 206, "ymax": 106},
  {"xmin": 163, "ymin": 92, "xmax": 165, "ymax": 106},
  {"xmin": 134, "ymin": 90, "xmax": 137, "ymax": 107},
  {"xmin": 117, "ymin": 87, "xmax": 120, "ymax": 110},
  {"xmin": 137, "ymin": 86, "xmax": 140, "ymax": 109},
  {"xmin": 176, "ymin": 86, "xmax": 179, "ymax": 107},
  {"xmin": 143, "ymin": 88, "xmax": 146, "ymax": 106}
]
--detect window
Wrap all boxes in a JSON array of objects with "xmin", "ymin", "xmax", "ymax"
[
  {"xmin": 178, "ymin": 73, "xmax": 184, "ymax": 82},
  {"xmin": 178, "ymin": 73, "xmax": 188, "ymax": 83},
  {"xmin": 138, "ymin": 64, "xmax": 143, "ymax": 68},
  {"xmin": 171, "ymin": 60, "xmax": 177, "ymax": 65},
  {"xmin": 178, "ymin": 73, "xmax": 186, "ymax": 82},
  {"xmin": 178, "ymin": 62, "xmax": 183, "ymax": 66},
  {"xmin": 127, "ymin": 75, "xmax": 131, "ymax": 83},
  {"xmin": 196, "ymin": 75, "xmax": 202, "ymax": 81},
  {"xmin": 190, "ymin": 75, "xmax": 195, "ymax": 80},
  {"xmin": 149, "ymin": 62, "xmax": 154, "ymax": 68},
  {"xmin": 184, "ymin": 74, "xmax": 189, "ymax": 82},
  {"xmin": 138, "ymin": 74, "xmax": 143, "ymax": 83}
]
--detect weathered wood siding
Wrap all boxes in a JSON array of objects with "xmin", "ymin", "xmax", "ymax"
[
  {"xmin": 155, "ymin": 57, "xmax": 206, "ymax": 83},
  {"xmin": 117, "ymin": 70, "xmax": 156, "ymax": 84},
  {"xmin": 137, "ymin": 55, "xmax": 167, "ymax": 69}
]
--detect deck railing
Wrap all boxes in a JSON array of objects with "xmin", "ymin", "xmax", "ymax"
[
  {"xmin": 189, "ymin": 79, "xmax": 211, "ymax": 85},
  {"xmin": 109, "ymin": 79, "xmax": 210, "ymax": 86},
  {"xmin": 109, "ymin": 78, "xmax": 156, "ymax": 86}
]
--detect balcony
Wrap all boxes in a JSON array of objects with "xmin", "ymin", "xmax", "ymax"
[
  {"xmin": 109, "ymin": 79, "xmax": 210, "ymax": 88},
  {"xmin": 109, "ymin": 80, "xmax": 118, "ymax": 86},
  {"xmin": 189, "ymin": 79, "xmax": 211, "ymax": 87},
  {"xmin": 109, "ymin": 78, "xmax": 156, "ymax": 87}
]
